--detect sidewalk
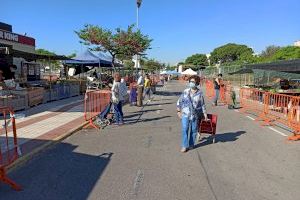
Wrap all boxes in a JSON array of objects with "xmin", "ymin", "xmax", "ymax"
[{"xmin": 0, "ymin": 95, "xmax": 86, "ymax": 168}]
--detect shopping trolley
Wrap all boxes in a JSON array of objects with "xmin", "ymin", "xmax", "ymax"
[{"xmin": 198, "ymin": 114, "xmax": 218, "ymax": 143}]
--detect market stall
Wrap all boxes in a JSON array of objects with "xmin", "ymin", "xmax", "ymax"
[{"xmin": 0, "ymin": 48, "xmax": 79, "ymax": 111}]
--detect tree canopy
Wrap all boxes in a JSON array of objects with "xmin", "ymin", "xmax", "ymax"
[
  {"xmin": 35, "ymin": 48, "xmax": 60, "ymax": 70},
  {"xmin": 210, "ymin": 43, "xmax": 254, "ymax": 65},
  {"xmin": 76, "ymin": 24, "xmax": 152, "ymax": 67},
  {"xmin": 271, "ymin": 46, "xmax": 300, "ymax": 61},
  {"xmin": 260, "ymin": 45, "xmax": 281, "ymax": 58},
  {"xmin": 185, "ymin": 54, "xmax": 208, "ymax": 66},
  {"xmin": 143, "ymin": 59, "xmax": 163, "ymax": 72},
  {"xmin": 36, "ymin": 48, "xmax": 56, "ymax": 56},
  {"xmin": 67, "ymin": 53, "xmax": 76, "ymax": 59},
  {"xmin": 123, "ymin": 60, "xmax": 135, "ymax": 70}
]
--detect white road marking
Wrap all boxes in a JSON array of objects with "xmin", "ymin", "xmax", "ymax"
[
  {"xmin": 246, "ymin": 116, "xmax": 256, "ymax": 121},
  {"xmin": 133, "ymin": 170, "xmax": 144, "ymax": 196},
  {"xmin": 156, "ymin": 110, "xmax": 161, "ymax": 114},
  {"xmin": 239, "ymin": 109, "xmax": 289, "ymax": 137},
  {"xmin": 268, "ymin": 127, "xmax": 288, "ymax": 137},
  {"xmin": 234, "ymin": 110, "xmax": 240, "ymax": 112}
]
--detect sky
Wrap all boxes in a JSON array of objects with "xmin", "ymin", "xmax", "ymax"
[{"xmin": 1, "ymin": 0, "xmax": 300, "ymax": 65}]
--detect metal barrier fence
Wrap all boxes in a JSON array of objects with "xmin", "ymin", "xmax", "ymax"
[
  {"xmin": 0, "ymin": 106, "xmax": 21, "ymax": 191},
  {"xmin": 240, "ymin": 88, "xmax": 300, "ymax": 141},
  {"xmin": 205, "ymin": 80, "xmax": 233, "ymax": 104},
  {"xmin": 288, "ymin": 97, "xmax": 300, "ymax": 140},
  {"xmin": 205, "ymin": 80, "xmax": 215, "ymax": 99},
  {"xmin": 84, "ymin": 90, "xmax": 111, "ymax": 129},
  {"xmin": 240, "ymin": 88, "xmax": 266, "ymax": 117},
  {"xmin": 204, "ymin": 80, "xmax": 300, "ymax": 141}
]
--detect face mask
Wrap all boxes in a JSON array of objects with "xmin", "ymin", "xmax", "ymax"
[{"xmin": 189, "ymin": 82, "xmax": 196, "ymax": 88}]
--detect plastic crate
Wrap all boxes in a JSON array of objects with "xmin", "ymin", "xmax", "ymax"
[
  {"xmin": 50, "ymin": 88, "xmax": 59, "ymax": 101},
  {"xmin": 27, "ymin": 88, "xmax": 44, "ymax": 107},
  {"xmin": 43, "ymin": 90, "xmax": 51, "ymax": 103},
  {"xmin": 58, "ymin": 85, "xmax": 70, "ymax": 99},
  {"xmin": 0, "ymin": 95, "xmax": 27, "ymax": 111},
  {"xmin": 70, "ymin": 84, "xmax": 80, "ymax": 97}
]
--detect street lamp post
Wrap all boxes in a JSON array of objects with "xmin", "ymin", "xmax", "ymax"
[
  {"xmin": 135, "ymin": 0, "xmax": 142, "ymax": 76},
  {"xmin": 137, "ymin": 0, "xmax": 141, "ymax": 28}
]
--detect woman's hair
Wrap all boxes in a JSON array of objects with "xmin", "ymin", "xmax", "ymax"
[
  {"xmin": 114, "ymin": 73, "xmax": 121, "ymax": 82},
  {"xmin": 189, "ymin": 75, "xmax": 200, "ymax": 85}
]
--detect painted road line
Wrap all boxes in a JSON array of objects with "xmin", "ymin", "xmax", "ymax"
[
  {"xmin": 268, "ymin": 127, "xmax": 288, "ymax": 137},
  {"xmin": 133, "ymin": 170, "xmax": 144, "ymax": 196},
  {"xmin": 246, "ymin": 116, "xmax": 256, "ymax": 121}
]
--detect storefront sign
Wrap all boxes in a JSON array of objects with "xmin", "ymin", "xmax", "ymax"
[
  {"xmin": 0, "ymin": 30, "xmax": 35, "ymax": 46},
  {"xmin": 0, "ymin": 30, "xmax": 18, "ymax": 42}
]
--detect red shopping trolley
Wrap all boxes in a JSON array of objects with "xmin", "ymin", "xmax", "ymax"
[{"xmin": 198, "ymin": 114, "xmax": 218, "ymax": 143}]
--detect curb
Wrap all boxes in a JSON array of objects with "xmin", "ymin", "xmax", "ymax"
[{"xmin": 7, "ymin": 120, "xmax": 90, "ymax": 173}]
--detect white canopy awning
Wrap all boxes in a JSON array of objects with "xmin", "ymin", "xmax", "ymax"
[{"xmin": 181, "ymin": 68, "xmax": 197, "ymax": 75}]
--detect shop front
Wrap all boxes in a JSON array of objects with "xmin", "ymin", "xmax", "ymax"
[
  {"xmin": 0, "ymin": 22, "xmax": 80, "ymax": 111},
  {"xmin": 0, "ymin": 22, "xmax": 39, "ymax": 82}
]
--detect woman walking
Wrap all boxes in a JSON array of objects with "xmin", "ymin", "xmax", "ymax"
[
  {"xmin": 111, "ymin": 73, "xmax": 124, "ymax": 125},
  {"xmin": 144, "ymin": 74, "xmax": 152, "ymax": 102},
  {"xmin": 120, "ymin": 78, "xmax": 128, "ymax": 118},
  {"xmin": 177, "ymin": 75, "xmax": 208, "ymax": 153},
  {"xmin": 129, "ymin": 82, "xmax": 137, "ymax": 106}
]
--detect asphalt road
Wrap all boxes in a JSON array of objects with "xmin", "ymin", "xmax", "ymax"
[{"xmin": 1, "ymin": 81, "xmax": 299, "ymax": 200}]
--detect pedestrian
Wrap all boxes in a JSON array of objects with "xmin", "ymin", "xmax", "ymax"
[
  {"xmin": 160, "ymin": 75, "xmax": 165, "ymax": 85},
  {"xmin": 177, "ymin": 75, "xmax": 208, "ymax": 153},
  {"xmin": 120, "ymin": 78, "xmax": 128, "ymax": 118},
  {"xmin": 129, "ymin": 82, "xmax": 137, "ymax": 106},
  {"xmin": 144, "ymin": 74, "xmax": 151, "ymax": 102},
  {"xmin": 111, "ymin": 73, "xmax": 124, "ymax": 125},
  {"xmin": 213, "ymin": 73, "xmax": 222, "ymax": 106},
  {"xmin": 8, "ymin": 65, "xmax": 17, "ymax": 79},
  {"xmin": 137, "ymin": 72, "xmax": 144, "ymax": 107}
]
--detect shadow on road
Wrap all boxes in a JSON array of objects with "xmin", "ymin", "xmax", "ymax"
[
  {"xmin": 195, "ymin": 131, "xmax": 246, "ymax": 149},
  {"xmin": 123, "ymin": 113, "xmax": 142, "ymax": 119},
  {"xmin": 150, "ymin": 98, "xmax": 173, "ymax": 102},
  {"xmin": 155, "ymin": 91, "xmax": 182, "ymax": 96},
  {"xmin": 0, "ymin": 142, "xmax": 113, "ymax": 200},
  {"xmin": 124, "ymin": 116, "xmax": 172, "ymax": 125},
  {"xmin": 132, "ymin": 108, "xmax": 163, "ymax": 114},
  {"xmin": 146, "ymin": 102, "xmax": 173, "ymax": 107}
]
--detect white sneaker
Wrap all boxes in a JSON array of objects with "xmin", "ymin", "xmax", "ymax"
[{"xmin": 180, "ymin": 148, "xmax": 188, "ymax": 153}]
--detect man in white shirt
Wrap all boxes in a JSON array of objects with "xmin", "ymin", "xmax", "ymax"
[
  {"xmin": 137, "ymin": 72, "xmax": 144, "ymax": 107},
  {"xmin": 137, "ymin": 72, "xmax": 144, "ymax": 86}
]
